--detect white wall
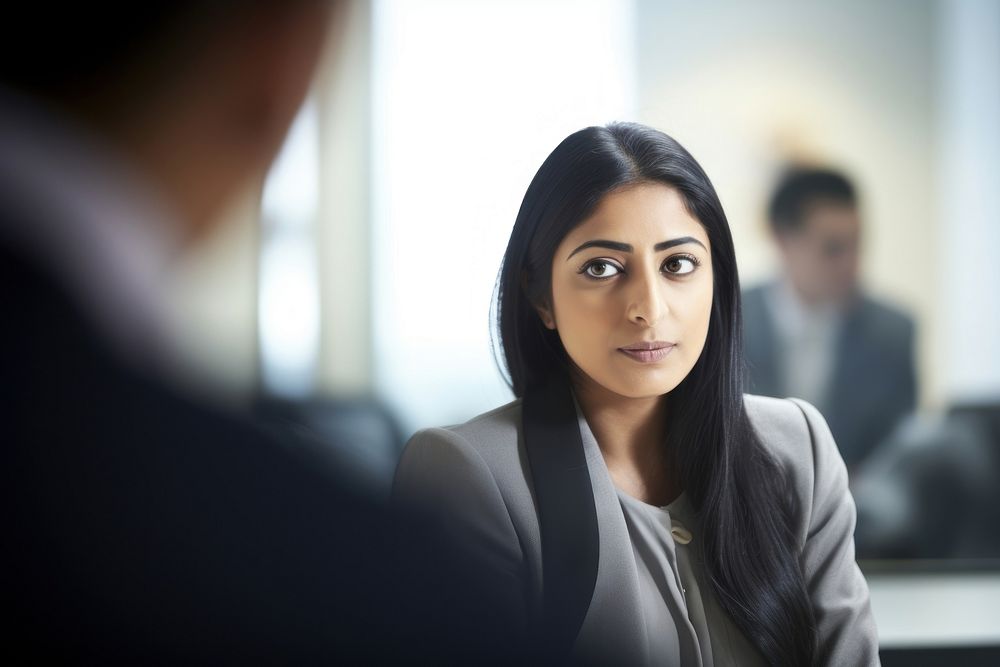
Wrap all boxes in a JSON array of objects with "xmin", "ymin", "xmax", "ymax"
[{"xmin": 936, "ymin": 0, "xmax": 1000, "ymax": 404}]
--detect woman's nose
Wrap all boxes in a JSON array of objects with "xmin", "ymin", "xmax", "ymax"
[{"xmin": 626, "ymin": 270, "xmax": 667, "ymax": 327}]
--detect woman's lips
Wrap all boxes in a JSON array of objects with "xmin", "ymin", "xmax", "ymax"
[{"xmin": 617, "ymin": 342, "xmax": 676, "ymax": 363}]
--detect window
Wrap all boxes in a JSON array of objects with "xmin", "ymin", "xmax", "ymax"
[{"xmin": 371, "ymin": 0, "xmax": 636, "ymax": 431}]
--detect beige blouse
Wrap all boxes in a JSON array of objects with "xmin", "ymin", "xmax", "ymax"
[{"xmin": 617, "ymin": 489, "xmax": 712, "ymax": 666}]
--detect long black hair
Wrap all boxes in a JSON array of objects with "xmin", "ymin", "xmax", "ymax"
[{"xmin": 494, "ymin": 123, "xmax": 817, "ymax": 665}]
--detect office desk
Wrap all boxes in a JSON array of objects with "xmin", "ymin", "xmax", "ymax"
[{"xmin": 865, "ymin": 562, "xmax": 1000, "ymax": 665}]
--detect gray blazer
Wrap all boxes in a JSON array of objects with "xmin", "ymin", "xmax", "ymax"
[{"xmin": 393, "ymin": 393, "xmax": 879, "ymax": 666}]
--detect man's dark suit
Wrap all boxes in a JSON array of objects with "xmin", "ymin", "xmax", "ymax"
[
  {"xmin": 0, "ymin": 228, "xmax": 415, "ymax": 661},
  {"xmin": 742, "ymin": 283, "xmax": 917, "ymax": 469}
]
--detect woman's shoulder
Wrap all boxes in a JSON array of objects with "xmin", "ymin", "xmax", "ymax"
[
  {"xmin": 743, "ymin": 394, "xmax": 842, "ymax": 488},
  {"xmin": 743, "ymin": 393, "xmax": 834, "ymax": 462},
  {"xmin": 392, "ymin": 401, "xmax": 532, "ymax": 598},
  {"xmin": 398, "ymin": 399, "xmax": 526, "ymax": 486},
  {"xmin": 407, "ymin": 398, "xmax": 523, "ymax": 455},
  {"xmin": 448, "ymin": 398, "xmax": 524, "ymax": 444},
  {"xmin": 393, "ymin": 400, "xmax": 536, "ymax": 566},
  {"xmin": 743, "ymin": 394, "xmax": 850, "ymax": 533}
]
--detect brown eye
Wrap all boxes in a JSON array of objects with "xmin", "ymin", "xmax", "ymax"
[
  {"xmin": 663, "ymin": 256, "xmax": 697, "ymax": 275},
  {"xmin": 583, "ymin": 260, "xmax": 622, "ymax": 279}
]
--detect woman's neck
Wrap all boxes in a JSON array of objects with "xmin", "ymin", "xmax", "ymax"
[{"xmin": 572, "ymin": 374, "xmax": 681, "ymax": 507}]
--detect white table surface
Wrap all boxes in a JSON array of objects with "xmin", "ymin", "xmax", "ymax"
[{"xmin": 867, "ymin": 570, "xmax": 1000, "ymax": 648}]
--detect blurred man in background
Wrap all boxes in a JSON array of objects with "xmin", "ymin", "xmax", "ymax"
[
  {"xmin": 0, "ymin": 3, "xmax": 504, "ymax": 662},
  {"xmin": 743, "ymin": 167, "xmax": 917, "ymax": 472}
]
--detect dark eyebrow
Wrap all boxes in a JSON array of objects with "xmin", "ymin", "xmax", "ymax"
[
  {"xmin": 566, "ymin": 240, "xmax": 632, "ymax": 260},
  {"xmin": 655, "ymin": 236, "xmax": 707, "ymax": 252},
  {"xmin": 566, "ymin": 236, "xmax": 707, "ymax": 261}
]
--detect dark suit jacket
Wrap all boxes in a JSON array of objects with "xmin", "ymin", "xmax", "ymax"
[
  {"xmin": 0, "ymin": 213, "xmax": 509, "ymax": 662},
  {"xmin": 0, "ymin": 237, "xmax": 407, "ymax": 662},
  {"xmin": 742, "ymin": 282, "xmax": 917, "ymax": 469}
]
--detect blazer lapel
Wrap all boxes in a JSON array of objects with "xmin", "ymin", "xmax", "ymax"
[
  {"xmin": 523, "ymin": 375, "xmax": 647, "ymax": 664},
  {"xmin": 523, "ymin": 375, "xmax": 600, "ymax": 657},
  {"xmin": 572, "ymin": 398, "xmax": 649, "ymax": 665}
]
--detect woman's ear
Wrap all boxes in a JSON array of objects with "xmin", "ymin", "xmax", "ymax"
[
  {"xmin": 534, "ymin": 301, "xmax": 557, "ymax": 330},
  {"xmin": 522, "ymin": 270, "xmax": 557, "ymax": 330}
]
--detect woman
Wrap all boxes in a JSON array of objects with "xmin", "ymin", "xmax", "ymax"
[{"xmin": 393, "ymin": 123, "xmax": 878, "ymax": 666}]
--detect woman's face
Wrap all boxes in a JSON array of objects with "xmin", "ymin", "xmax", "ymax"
[{"xmin": 537, "ymin": 182, "xmax": 714, "ymax": 399}]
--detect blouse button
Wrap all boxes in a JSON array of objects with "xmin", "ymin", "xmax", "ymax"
[{"xmin": 671, "ymin": 521, "xmax": 693, "ymax": 545}]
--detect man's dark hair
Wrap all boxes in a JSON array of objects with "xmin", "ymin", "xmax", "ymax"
[
  {"xmin": 0, "ymin": 4, "xmax": 296, "ymax": 120},
  {"xmin": 1, "ymin": 7, "xmax": 206, "ymax": 98},
  {"xmin": 767, "ymin": 167, "xmax": 857, "ymax": 234}
]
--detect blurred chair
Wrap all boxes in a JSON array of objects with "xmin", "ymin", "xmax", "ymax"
[
  {"xmin": 852, "ymin": 402, "xmax": 1000, "ymax": 560},
  {"xmin": 253, "ymin": 394, "xmax": 407, "ymax": 499}
]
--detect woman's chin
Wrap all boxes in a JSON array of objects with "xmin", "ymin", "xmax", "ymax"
[{"xmin": 598, "ymin": 373, "xmax": 685, "ymax": 400}]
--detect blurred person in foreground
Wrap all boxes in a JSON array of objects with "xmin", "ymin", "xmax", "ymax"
[
  {"xmin": 0, "ymin": 3, "xmax": 504, "ymax": 662},
  {"xmin": 743, "ymin": 167, "xmax": 917, "ymax": 473}
]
